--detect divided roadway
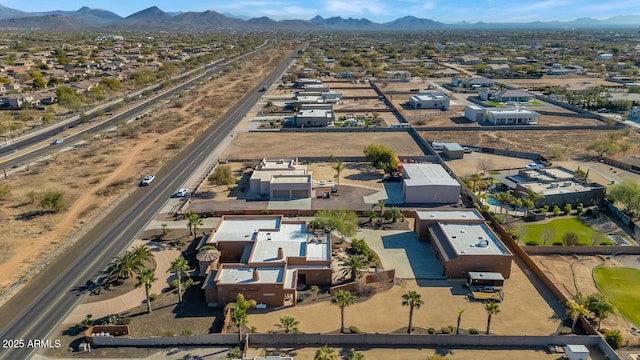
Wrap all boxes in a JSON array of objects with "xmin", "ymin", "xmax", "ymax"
[{"xmin": 0, "ymin": 43, "xmax": 298, "ymax": 360}]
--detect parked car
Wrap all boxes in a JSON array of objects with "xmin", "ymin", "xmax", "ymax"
[
  {"xmin": 139, "ymin": 175, "xmax": 155, "ymax": 186},
  {"xmin": 524, "ymin": 163, "xmax": 544, "ymax": 169},
  {"xmin": 175, "ymin": 188, "xmax": 188, "ymax": 197},
  {"xmin": 51, "ymin": 139, "xmax": 63, "ymax": 145}
]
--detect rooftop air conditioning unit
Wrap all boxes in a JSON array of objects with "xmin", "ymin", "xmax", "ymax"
[{"xmin": 549, "ymin": 182, "xmax": 559, "ymax": 188}]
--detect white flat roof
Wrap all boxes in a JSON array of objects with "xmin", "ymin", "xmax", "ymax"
[
  {"xmin": 298, "ymin": 109, "xmax": 333, "ymax": 118},
  {"xmin": 250, "ymin": 223, "xmax": 330, "ymax": 263},
  {"xmin": 436, "ymin": 222, "xmax": 509, "ymax": 257},
  {"xmin": 522, "ymin": 181, "xmax": 600, "ymax": 196},
  {"xmin": 211, "ymin": 218, "xmax": 280, "ymax": 242},
  {"xmin": 416, "ymin": 210, "xmax": 483, "ymax": 221},
  {"xmin": 217, "ymin": 267, "xmax": 283, "ymax": 284},
  {"xmin": 487, "ymin": 108, "xmax": 538, "ymax": 115},
  {"xmin": 403, "ymin": 163, "xmax": 460, "ymax": 187},
  {"xmin": 252, "ymin": 169, "xmax": 308, "ymax": 181},
  {"xmin": 271, "ymin": 175, "xmax": 311, "ymax": 184}
]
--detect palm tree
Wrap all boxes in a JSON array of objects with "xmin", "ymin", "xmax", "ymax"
[
  {"xmin": 332, "ymin": 290, "xmax": 355, "ymax": 334},
  {"xmin": 184, "ymin": 211, "xmax": 197, "ymax": 235},
  {"xmin": 389, "ymin": 207, "xmax": 405, "ymax": 223},
  {"xmin": 187, "ymin": 212, "xmax": 203, "ymax": 239},
  {"xmin": 108, "ymin": 251, "xmax": 140, "ymax": 281},
  {"xmin": 340, "ymin": 255, "xmax": 367, "ymax": 281},
  {"xmin": 333, "ymin": 160, "xmax": 344, "ymax": 186},
  {"xmin": 456, "ymin": 308, "xmax": 465, "ymax": 335},
  {"xmin": 135, "ymin": 269, "xmax": 157, "ymax": 314},
  {"xmin": 278, "ymin": 315, "xmax": 300, "ymax": 333},
  {"xmin": 485, "ymin": 301, "xmax": 501, "ymax": 334},
  {"xmin": 347, "ymin": 349, "xmax": 365, "ymax": 360},
  {"xmin": 168, "ymin": 257, "xmax": 190, "ymax": 303},
  {"xmin": 363, "ymin": 209, "xmax": 378, "ymax": 223},
  {"xmin": 373, "ymin": 200, "xmax": 386, "ymax": 223},
  {"xmin": 401, "ymin": 291, "xmax": 424, "ymax": 334},
  {"xmin": 131, "ymin": 244, "xmax": 153, "ymax": 265},
  {"xmin": 469, "ymin": 173, "xmax": 482, "ymax": 192},
  {"xmin": 315, "ymin": 344, "xmax": 337, "ymax": 360}
]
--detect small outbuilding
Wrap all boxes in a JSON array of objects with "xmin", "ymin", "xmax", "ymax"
[
  {"xmin": 565, "ymin": 344, "xmax": 589, "ymax": 360},
  {"xmin": 402, "ymin": 163, "xmax": 460, "ymax": 204},
  {"xmin": 442, "ymin": 143, "xmax": 464, "ymax": 160}
]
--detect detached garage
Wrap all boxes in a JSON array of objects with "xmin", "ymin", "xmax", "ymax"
[{"xmin": 402, "ymin": 163, "xmax": 460, "ymax": 204}]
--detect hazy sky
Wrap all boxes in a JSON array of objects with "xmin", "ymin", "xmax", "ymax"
[{"xmin": 3, "ymin": 0, "xmax": 639, "ymax": 23}]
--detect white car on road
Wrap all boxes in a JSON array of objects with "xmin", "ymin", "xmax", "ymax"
[
  {"xmin": 175, "ymin": 188, "xmax": 188, "ymax": 197},
  {"xmin": 139, "ymin": 175, "xmax": 155, "ymax": 186}
]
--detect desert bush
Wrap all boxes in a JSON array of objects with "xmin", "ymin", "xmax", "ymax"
[
  {"xmin": 469, "ymin": 328, "xmax": 479, "ymax": 334},
  {"xmin": 441, "ymin": 326, "xmax": 451, "ymax": 334},
  {"xmin": 564, "ymin": 203, "xmax": 572, "ymax": 215},
  {"xmin": 428, "ymin": 327, "xmax": 436, "ymax": 334},
  {"xmin": 552, "ymin": 241, "xmax": 564, "ymax": 246},
  {"xmin": 149, "ymin": 293, "xmax": 157, "ymax": 302},
  {"xmin": 163, "ymin": 330, "xmax": 174, "ymax": 337},
  {"xmin": 349, "ymin": 326, "xmax": 361, "ymax": 334},
  {"xmin": 605, "ymin": 329, "xmax": 623, "ymax": 349},
  {"xmin": 552, "ymin": 205, "xmax": 561, "ymax": 216},
  {"xmin": 180, "ymin": 329, "xmax": 193, "ymax": 336},
  {"xmin": 576, "ymin": 203, "xmax": 583, "ymax": 215}
]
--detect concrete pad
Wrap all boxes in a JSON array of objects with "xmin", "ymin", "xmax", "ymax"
[
  {"xmin": 382, "ymin": 181, "xmax": 404, "ymax": 204},
  {"xmin": 267, "ymin": 198, "xmax": 311, "ymax": 210},
  {"xmin": 358, "ymin": 229, "xmax": 444, "ymax": 279},
  {"xmin": 362, "ymin": 188, "xmax": 388, "ymax": 204}
]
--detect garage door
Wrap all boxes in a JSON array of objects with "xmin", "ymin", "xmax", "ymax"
[
  {"xmin": 272, "ymin": 190, "xmax": 289, "ymax": 198},
  {"xmin": 291, "ymin": 190, "xmax": 309, "ymax": 198}
]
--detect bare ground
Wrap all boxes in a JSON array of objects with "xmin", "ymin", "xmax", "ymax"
[{"xmin": 0, "ymin": 43, "xmax": 294, "ymax": 300}]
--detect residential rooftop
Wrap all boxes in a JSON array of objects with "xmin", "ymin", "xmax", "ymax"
[
  {"xmin": 520, "ymin": 181, "xmax": 604, "ymax": 196},
  {"xmin": 403, "ymin": 163, "xmax": 460, "ymax": 187},
  {"xmin": 433, "ymin": 222, "xmax": 509, "ymax": 258},
  {"xmin": 210, "ymin": 217, "xmax": 280, "ymax": 242},
  {"xmin": 416, "ymin": 209, "xmax": 483, "ymax": 221}
]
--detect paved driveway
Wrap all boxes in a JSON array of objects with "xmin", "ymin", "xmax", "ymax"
[{"xmin": 358, "ymin": 229, "xmax": 444, "ymax": 280}]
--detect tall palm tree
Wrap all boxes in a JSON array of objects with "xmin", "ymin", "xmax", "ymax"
[
  {"xmin": 332, "ymin": 290, "xmax": 355, "ymax": 334},
  {"xmin": 131, "ymin": 244, "xmax": 153, "ymax": 265},
  {"xmin": 485, "ymin": 301, "xmax": 501, "ymax": 334},
  {"xmin": 340, "ymin": 255, "xmax": 367, "ymax": 281},
  {"xmin": 278, "ymin": 315, "xmax": 300, "ymax": 333},
  {"xmin": 456, "ymin": 308, "xmax": 465, "ymax": 335},
  {"xmin": 469, "ymin": 173, "xmax": 482, "ymax": 192},
  {"xmin": 135, "ymin": 269, "xmax": 157, "ymax": 314},
  {"xmin": 401, "ymin": 291, "xmax": 424, "ymax": 334},
  {"xmin": 373, "ymin": 200, "xmax": 386, "ymax": 223},
  {"xmin": 333, "ymin": 160, "xmax": 344, "ymax": 186},
  {"xmin": 315, "ymin": 344, "xmax": 337, "ymax": 360},
  {"xmin": 187, "ymin": 212, "xmax": 203, "ymax": 239},
  {"xmin": 168, "ymin": 257, "xmax": 190, "ymax": 303},
  {"xmin": 184, "ymin": 210, "xmax": 197, "ymax": 235},
  {"xmin": 108, "ymin": 251, "xmax": 140, "ymax": 281}
]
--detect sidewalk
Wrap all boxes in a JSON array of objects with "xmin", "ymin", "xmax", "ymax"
[{"xmin": 64, "ymin": 239, "xmax": 180, "ymax": 324}]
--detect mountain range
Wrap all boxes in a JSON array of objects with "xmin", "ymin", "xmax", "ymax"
[{"xmin": 0, "ymin": 4, "xmax": 638, "ymax": 31}]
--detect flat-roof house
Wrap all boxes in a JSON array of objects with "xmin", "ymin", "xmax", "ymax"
[
  {"xmin": 514, "ymin": 167, "xmax": 606, "ymax": 208},
  {"xmin": 464, "ymin": 105, "xmax": 485, "ymax": 122},
  {"xmin": 295, "ymin": 108, "xmax": 335, "ymax": 127},
  {"xmin": 486, "ymin": 107, "xmax": 540, "ymax": 125},
  {"xmin": 415, "ymin": 210, "xmax": 512, "ymax": 279},
  {"xmin": 493, "ymin": 89, "xmax": 535, "ymax": 103},
  {"xmin": 408, "ymin": 91, "xmax": 449, "ymax": 110},
  {"xmin": 402, "ymin": 163, "xmax": 460, "ymax": 204},
  {"xmin": 452, "ymin": 77, "xmax": 492, "ymax": 88},
  {"xmin": 293, "ymin": 78, "xmax": 322, "ymax": 88},
  {"xmin": 249, "ymin": 158, "xmax": 312, "ymax": 199},
  {"xmin": 201, "ymin": 216, "xmax": 332, "ymax": 307}
]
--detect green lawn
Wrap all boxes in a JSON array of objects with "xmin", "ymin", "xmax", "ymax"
[
  {"xmin": 521, "ymin": 217, "xmax": 607, "ymax": 245},
  {"xmin": 485, "ymin": 101, "xmax": 505, "ymax": 107},
  {"xmin": 594, "ymin": 267, "xmax": 640, "ymax": 327}
]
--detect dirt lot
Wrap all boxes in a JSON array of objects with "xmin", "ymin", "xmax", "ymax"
[
  {"xmin": 0, "ymin": 43, "xmax": 294, "ymax": 300},
  {"xmin": 531, "ymin": 254, "xmax": 640, "ymax": 346},
  {"xmin": 221, "ymin": 131, "xmax": 426, "ymax": 160}
]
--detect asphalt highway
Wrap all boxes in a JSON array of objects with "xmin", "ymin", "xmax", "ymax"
[{"xmin": 0, "ymin": 43, "xmax": 298, "ymax": 360}]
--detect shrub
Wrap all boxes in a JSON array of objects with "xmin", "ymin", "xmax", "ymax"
[
  {"xmin": 506, "ymin": 229, "xmax": 519, "ymax": 240},
  {"xmin": 448, "ymin": 325, "xmax": 455, "ymax": 332},
  {"xmin": 563, "ymin": 232, "xmax": 579, "ymax": 246},
  {"xmin": 552, "ymin": 241, "xmax": 564, "ymax": 246},
  {"xmin": 428, "ymin": 327, "xmax": 436, "ymax": 334},
  {"xmin": 542, "ymin": 205, "xmax": 549, "ymax": 213},
  {"xmin": 493, "ymin": 214, "xmax": 505, "ymax": 224},
  {"xmin": 227, "ymin": 347, "xmax": 242, "ymax": 359},
  {"xmin": 349, "ymin": 326, "xmax": 361, "ymax": 334},
  {"xmin": 170, "ymin": 279, "xmax": 179, "ymax": 289},
  {"xmin": 525, "ymin": 241, "xmax": 538, "ymax": 246},
  {"xmin": 552, "ymin": 205, "xmax": 561, "ymax": 216},
  {"xmin": 163, "ymin": 330, "xmax": 174, "ymax": 337},
  {"xmin": 351, "ymin": 238, "xmax": 370, "ymax": 256},
  {"xmin": 469, "ymin": 328, "xmax": 479, "ymax": 334},
  {"xmin": 180, "ymin": 329, "xmax": 193, "ymax": 336},
  {"xmin": 564, "ymin": 203, "xmax": 572, "ymax": 215},
  {"xmin": 576, "ymin": 203, "xmax": 584, "ymax": 215},
  {"xmin": 599, "ymin": 240, "xmax": 614, "ymax": 246},
  {"xmin": 605, "ymin": 329, "xmax": 623, "ymax": 349},
  {"xmin": 441, "ymin": 327, "xmax": 451, "ymax": 334},
  {"xmin": 310, "ymin": 285, "xmax": 320, "ymax": 294},
  {"xmin": 149, "ymin": 293, "xmax": 158, "ymax": 302}
]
